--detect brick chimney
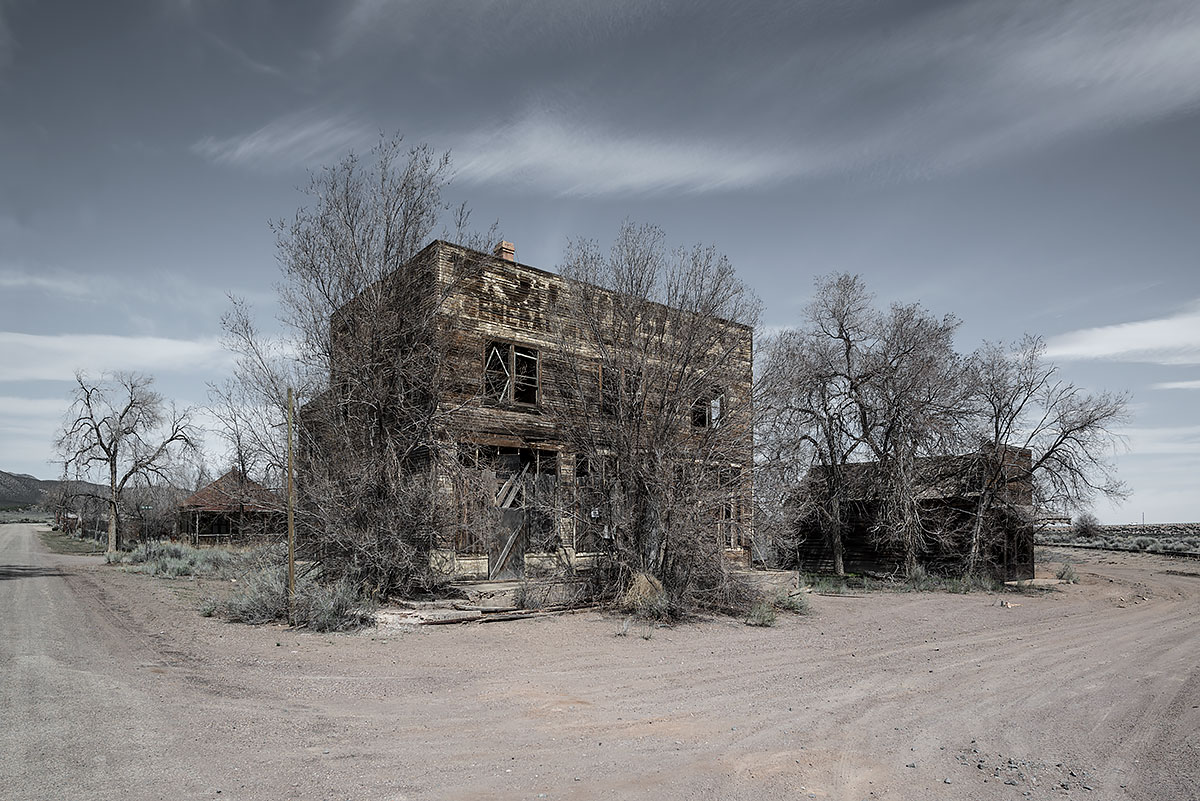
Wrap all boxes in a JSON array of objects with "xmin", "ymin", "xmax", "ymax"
[{"xmin": 493, "ymin": 240, "xmax": 516, "ymax": 262}]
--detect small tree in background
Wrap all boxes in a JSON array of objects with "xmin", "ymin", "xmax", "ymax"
[
  {"xmin": 962, "ymin": 336, "xmax": 1127, "ymax": 573},
  {"xmin": 56, "ymin": 371, "xmax": 199, "ymax": 553},
  {"xmin": 757, "ymin": 274, "xmax": 970, "ymax": 576},
  {"xmin": 1073, "ymin": 511, "xmax": 1103, "ymax": 539}
]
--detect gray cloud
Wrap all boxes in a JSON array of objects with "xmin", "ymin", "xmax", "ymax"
[
  {"xmin": 0, "ymin": 3, "xmax": 12, "ymax": 71},
  {"xmin": 1153, "ymin": 380, "xmax": 1200, "ymax": 391},
  {"xmin": 369, "ymin": 0, "xmax": 1200, "ymax": 194}
]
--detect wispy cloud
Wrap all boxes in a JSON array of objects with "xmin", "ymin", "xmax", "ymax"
[
  {"xmin": 0, "ymin": 270, "xmax": 92, "ymax": 297},
  {"xmin": 899, "ymin": 0, "xmax": 1200, "ymax": 173},
  {"xmin": 1121, "ymin": 424, "xmax": 1200, "ymax": 456},
  {"xmin": 192, "ymin": 111, "xmax": 374, "ymax": 170},
  {"xmin": 0, "ymin": 395, "xmax": 66, "ymax": 419},
  {"xmin": 453, "ymin": 109, "xmax": 817, "ymax": 196},
  {"xmin": 1044, "ymin": 301, "xmax": 1200, "ymax": 365},
  {"xmin": 202, "ymin": 30, "xmax": 283, "ymax": 78},
  {"xmin": 0, "ymin": 332, "xmax": 233, "ymax": 382},
  {"xmin": 0, "ymin": 263, "xmax": 274, "ymax": 313},
  {"xmin": 1153, "ymin": 379, "xmax": 1200, "ymax": 390},
  {"xmin": 326, "ymin": 1, "xmax": 1200, "ymax": 192}
]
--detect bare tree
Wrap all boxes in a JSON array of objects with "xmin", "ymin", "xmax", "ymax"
[
  {"xmin": 758, "ymin": 274, "xmax": 967, "ymax": 575},
  {"xmin": 759, "ymin": 274, "xmax": 1129, "ymax": 579},
  {"xmin": 961, "ymin": 335, "xmax": 1128, "ymax": 574},
  {"xmin": 220, "ymin": 135, "xmax": 493, "ymax": 596},
  {"xmin": 756, "ymin": 274, "xmax": 876, "ymax": 575},
  {"xmin": 56, "ymin": 371, "xmax": 198, "ymax": 553},
  {"xmin": 549, "ymin": 222, "xmax": 760, "ymax": 613},
  {"xmin": 856, "ymin": 298, "xmax": 969, "ymax": 574}
]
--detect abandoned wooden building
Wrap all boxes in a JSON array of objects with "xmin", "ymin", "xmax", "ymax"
[
  {"xmin": 791, "ymin": 446, "xmax": 1036, "ymax": 580},
  {"xmin": 178, "ymin": 470, "xmax": 283, "ymax": 545},
  {"xmin": 306, "ymin": 239, "xmax": 755, "ymax": 579}
]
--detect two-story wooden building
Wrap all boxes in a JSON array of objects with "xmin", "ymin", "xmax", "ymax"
[{"xmin": 317, "ymin": 239, "xmax": 755, "ymax": 579}]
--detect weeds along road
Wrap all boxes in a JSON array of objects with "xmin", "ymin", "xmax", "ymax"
[{"xmin": 1, "ymin": 520, "xmax": 1198, "ymax": 801}]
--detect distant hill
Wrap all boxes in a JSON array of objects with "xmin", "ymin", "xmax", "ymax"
[{"xmin": 0, "ymin": 470, "xmax": 105, "ymax": 509}]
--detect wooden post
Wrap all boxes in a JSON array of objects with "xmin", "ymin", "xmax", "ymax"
[{"xmin": 287, "ymin": 387, "xmax": 296, "ymax": 625}]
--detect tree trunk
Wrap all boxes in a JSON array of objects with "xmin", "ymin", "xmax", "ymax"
[
  {"xmin": 831, "ymin": 526, "xmax": 845, "ymax": 576},
  {"xmin": 108, "ymin": 464, "xmax": 120, "ymax": 553},
  {"xmin": 964, "ymin": 492, "xmax": 990, "ymax": 577},
  {"xmin": 825, "ymin": 503, "xmax": 845, "ymax": 576},
  {"xmin": 107, "ymin": 497, "xmax": 119, "ymax": 553}
]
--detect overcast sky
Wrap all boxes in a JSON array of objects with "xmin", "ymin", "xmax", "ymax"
[{"xmin": 2, "ymin": 0, "xmax": 1198, "ymax": 522}]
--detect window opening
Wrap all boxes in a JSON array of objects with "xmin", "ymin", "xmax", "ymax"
[
  {"xmin": 513, "ymin": 346, "xmax": 539, "ymax": 404},
  {"xmin": 601, "ymin": 365, "xmax": 642, "ymax": 416},
  {"xmin": 485, "ymin": 342, "xmax": 511, "ymax": 402},
  {"xmin": 484, "ymin": 342, "xmax": 539, "ymax": 405},
  {"xmin": 692, "ymin": 390, "xmax": 724, "ymax": 428}
]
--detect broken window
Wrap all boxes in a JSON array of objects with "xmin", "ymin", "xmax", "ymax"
[
  {"xmin": 692, "ymin": 390, "xmax": 723, "ymax": 428},
  {"xmin": 715, "ymin": 466, "xmax": 744, "ymax": 548},
  {"xmin": 721, "ymin": 496, "xmax": 742, "ymax": 548},
  {"xmin": 484, "ymin": 342, "xmax": 510, "ymax": 402},
  {"xmin": 599, "ymin": 365, "xmax": 617, "ymax": 416},
  {"xmin": 513, "ymin": 346, "xmax": 538, "ymax": 404},
  {"xmin": 600, "ymin": 365, "xmax": 642, "ymax": 416},
  {"xmin": 484, "ymin": 341, "xmax": 540, "ymax": 405}
]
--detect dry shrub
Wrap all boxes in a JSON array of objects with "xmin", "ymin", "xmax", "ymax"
[
  {"xmin": 220, "ymin": 566, "xmax": 376, "ymax": 631},
  {"xmin": 621, "ymin": 572, "xmax": 669, "ymax": 619},
  {"xmin": 745, "ymin": 600, "xmax": 777, "ymax": 627},
  {"xmin": 1072, "ymin": 512, "xmax": 1103, "ymax": 539},
  {"xmin": 773, "ymin": 588, "xmax": 812, "ymax": 614}
]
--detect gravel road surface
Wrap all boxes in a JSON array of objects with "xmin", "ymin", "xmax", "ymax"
[{"xmin": 1, "ymin": 522, "xmax": 1196, "ymax": 800}]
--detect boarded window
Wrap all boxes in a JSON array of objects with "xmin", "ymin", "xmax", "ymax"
[{"xmin": 484, "ymin": 342, "xmax": 539, "ymax": 405}]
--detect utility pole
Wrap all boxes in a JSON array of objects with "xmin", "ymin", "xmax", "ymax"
[{"xmin": 287, "ymin": 387, "xmax": 296, "ymax": 624}]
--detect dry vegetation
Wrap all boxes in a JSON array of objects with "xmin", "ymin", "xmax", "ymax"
[{"xmin": 1039, "ymin": 523, "xmax": 1200, "ymax": 557}]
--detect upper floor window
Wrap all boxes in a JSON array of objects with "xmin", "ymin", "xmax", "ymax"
[
  {"xmin": 599, "ymin": 365, "xmax": 642, "ymax": 417},
  {"xmin": 691, "ymin": 392, "xmax": 723, "ymax": 428},
  {"xmin": 485, "ymin": 341, "xmax": 539, "ymax": 405}
]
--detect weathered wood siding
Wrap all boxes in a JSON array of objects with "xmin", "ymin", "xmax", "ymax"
[{"xmin": 323, "ymin": 239, "xmax": 756, "ymax": 556}]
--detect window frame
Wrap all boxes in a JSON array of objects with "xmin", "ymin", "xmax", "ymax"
[
  {"xmin": 599, "ymin": 364, "xmax": 644, "ymax": 417},
  {"xmin": 691, "ymin": 389, "xmax": 724, "ymax": 428},
  {"xmin": 483, "ymin": 340, "xmax": 540, "ymax": 407}
]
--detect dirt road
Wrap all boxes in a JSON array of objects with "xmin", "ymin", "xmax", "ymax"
[{"xmin": 1, "ymin": 522, "xmax": 1196, "ymax": 800}]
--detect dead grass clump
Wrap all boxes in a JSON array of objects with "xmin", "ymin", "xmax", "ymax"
[
  {"xmin": 745, "ymin": 600, "xmax": 777, "ymax": 627},
  {"xmin": 219, "ymin": 566, "xmax": 376, "ymax": 631},
  {"xmin": 1056, "ymin": 562, "xmax": 1079, "ymax": 583},
  {"xmin": 108, "ymin": 539, "xmax": 281, "ymax": 580},
  {"xmin": 621, "ymin": 572, "xmax": 669, "ymax": 619},
  {"xmin": 301, "ymin": 580, "xmax": 377, "ymax": 632},
  {"xmin": 773, "ymin": 588, "xmax": 812, "ymax": 614}
]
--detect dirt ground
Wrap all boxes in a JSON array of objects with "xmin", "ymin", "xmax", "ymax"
[{"xmin": 1, "ymin": 522, "xmax": 1197, "ymax": 801}]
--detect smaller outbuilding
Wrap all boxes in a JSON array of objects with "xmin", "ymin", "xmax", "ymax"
[
  {"xmin": 791, "ymin": 446, "xmax": 1036, "ymax": 581},
  {"xmin": 178, "ymin": 470, "xmax": 283, "ymax": 545}
]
